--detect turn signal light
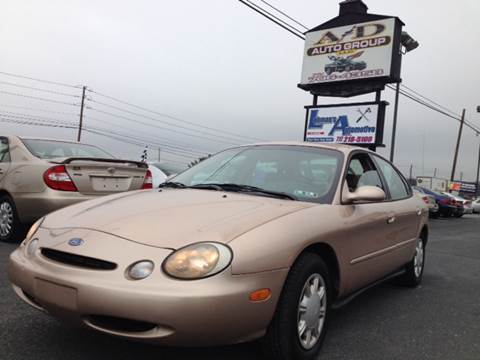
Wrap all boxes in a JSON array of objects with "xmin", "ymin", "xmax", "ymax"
[
  {"xmin": 249, "ymin": 288, "xmax": 271, "ymax": 302},
  {"xmin": 43, "ymin": 165, "xmax": 78, "ymax": 192},
  {"xmin": 141, "ymin": 169, "xmax": 153, "ymax": 189}
]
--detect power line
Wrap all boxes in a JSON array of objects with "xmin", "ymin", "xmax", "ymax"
[
  {"xmin": 84, "ymin": 115, "xmax": 213, "ymax": 155},
  {"xmin": 386, "ymin": 84, "xmax": 460, "ymax": 121},
  {"xmin": 87, "ymin": 106, "xmax": 241, "ymax": 146},
  {"xmin": 0, "ymin": 115, "xmax": 192, "ymax": 164},
  {"xmin": 89, "ymin": 89, "xmax": 264, "ymax": 143},
  {"xmin": 0, "ymin": 103, "xmax": 79, "ymax": 116},
  {"xmin": 0, "ymin": 71, "xmax": 78, "ymax": 89},
  {"xmin": 83, "ymin": 125, "xmax": 204, "ymax": 159},
  {"xmin": 0, "ymin": 80, "xmax": 80, "ymax": 98},
  {"xmin": 237, "ymin": 0, "xmax": 305, "ymax": 40},
  {"xmin": 257, "ymin": 0, "xmax": 309, "ymax": 30},
  {"xmin": 0, "ymin": 110, "xmax": 78, "ymax": 126},
  {"xmin": 87, "ymin": 98, "xmax": 249, "ymax": 144},
  {"xmin": 0, "ymin": 89, "xmax": 79, "ymax": 106},
  {"xmin": 0, "ymin": 116, "xmax": 77, "ymax": 130},
  {"xmin": 0, "ymin": 109, "xmax": 208, "ymax": 157},
  {"xmin": 387, "ymin": 85, "xmax": 480, "ymax": 134},
  {"xmin": 82, "ymin": 128, "xmax": 193, "ymax": 162},
  {"xmin": 400, "ymin": 83, "xmax": 461, "ymax": 118},
  {"xmin": 244, "ymin": 0, "xmax": 306, "ymax": 38}
]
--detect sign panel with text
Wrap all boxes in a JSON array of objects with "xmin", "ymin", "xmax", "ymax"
[{"xmin": 304, "ymin": 102, "xmax": 386, "ymax": 146}]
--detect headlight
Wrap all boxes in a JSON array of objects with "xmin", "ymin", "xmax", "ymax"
[
  {"xmin": 25, "ymin": 217, "xmax": 45, "ymax": 243},
  {"xmin": 26, "ymin": 239, "xmax": 39, "ymax": 256},
  {"xmin": 162, "ymin": 242, "xmax": 232, "ymax": 280},
  {"xmin": 126, "ymin": 260, "xmax": 154, "ymax": 280}
]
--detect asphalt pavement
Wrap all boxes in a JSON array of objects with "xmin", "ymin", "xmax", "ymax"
[{"xmin": 1, "ymin": 215, "xmax": 479, "ymax": 360}]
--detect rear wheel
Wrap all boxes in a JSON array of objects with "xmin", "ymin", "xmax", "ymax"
[
  {"xmin": 399, "ymin": 237, "xmax": 426, "ymax": 287},
  {"xmin": 263, "ymin": 253, "xmax": 331, "ymax": 360},
  {"xmin": 0, "ymin": 195, "xmax": 23, "ymax": 243}
]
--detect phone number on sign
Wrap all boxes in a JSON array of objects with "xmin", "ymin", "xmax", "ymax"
[{"xmin": 336, "ymin": 136, "xmax": 374, "ymax": 143}]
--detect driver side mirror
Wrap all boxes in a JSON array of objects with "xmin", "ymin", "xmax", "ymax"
[{"xmin": 343, "ymin": 185, "xmax": 386, "ymax": 204}]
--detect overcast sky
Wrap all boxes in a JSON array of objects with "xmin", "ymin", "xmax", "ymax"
[{"xmin": 1, "ymin": 0, "xmax": 479, "ymax": 180}]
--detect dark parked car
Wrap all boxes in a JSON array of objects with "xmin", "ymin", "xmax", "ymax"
[{"xmin": 416, "ymin": 187, "xmax": 456, "ymax": 217}]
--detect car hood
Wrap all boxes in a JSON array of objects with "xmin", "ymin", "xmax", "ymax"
[{"xmin": 42, "ymin": 189, "xmax": 313, "ymax": 249}]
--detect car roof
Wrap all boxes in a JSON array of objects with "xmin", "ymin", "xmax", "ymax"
[{"xmin": 231, "ymin": 141, "xmax": 374, "ymax": 155}]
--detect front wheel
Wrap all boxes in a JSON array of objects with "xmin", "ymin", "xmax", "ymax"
[
  {"xmin": 263, "ymin": 253, "xmax": 331, "ymax": 360},
  {"xmin": 399, "ymin": 237, "xmax": 426, "ymax": 287}
]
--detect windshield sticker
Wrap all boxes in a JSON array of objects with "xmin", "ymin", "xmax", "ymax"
[{"xmin": 294, "ymin": 190, "xmax": 319, "ymax": 198}]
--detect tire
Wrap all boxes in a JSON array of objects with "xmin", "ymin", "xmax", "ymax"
[
  {"xmin": 263, "ymin": 253, "xmax": 331, "ymax": 360},
  {"xmin": 399, "ymin": 236, "xmax": 426, "ymax": 287},
  {"xmin": 430, "ymin": 211, "xmax": 439, "ymax": 219},
  {"xmin": 454, "ymin": 213, "xmax": 463, "ymax": 218},
  {"xmin": 440, "ymin": 208, "xmax": 452, "ymax": 218},
  {"xmin": 0, "ymin": 194, "xmax": 24, "ymax": 243}
]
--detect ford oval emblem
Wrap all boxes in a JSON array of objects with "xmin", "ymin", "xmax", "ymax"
[{"xmin": 68, "ymin": 238, "xmax": 84, "ymax": 246}]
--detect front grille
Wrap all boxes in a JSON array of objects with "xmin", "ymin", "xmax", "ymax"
[
  {"xmin": 41, "ymin": 248, "xmax": 117, "ymax": 270},
  {"xmin": 87, "ymin": 315, "xmax": 157, "ymax": 333}
]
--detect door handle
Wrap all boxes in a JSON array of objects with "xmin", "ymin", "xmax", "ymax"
[{"xmin": 387, "ymin": 216, "xmax": 396, "ymax": 224}]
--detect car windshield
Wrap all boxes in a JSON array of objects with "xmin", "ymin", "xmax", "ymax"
[
  {"xmin": 152, "ymin": 162, "xmax": 186, "ymax": 176},
  {"xmin": 171, "ymin": 145, "xmax": 344, "ymax": 204},
  {"xmin": 22, "ymin": 139, "xmax": 114, "ymax": 159}
]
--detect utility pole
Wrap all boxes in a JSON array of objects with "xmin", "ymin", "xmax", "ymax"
[
  {"xmin": 389, "ymin": 82, "xmax": 401, "ymax": 162},
  {"xmin": 77, "ymin": 86, "xmax": 87, "ymax": 142},
  {"xmin": 434, "ymin": 168, "xmax": 437, "ymax": 177},
  {"xmin": 450, "ymin": 108, "xmax": 466, "ymax": 181},
  {"xmin": 460, "ymin": 172, "xmax": 463, "ymax": 181},
  {"xmin": 476, "ymin": 142, "xmax": 480, "ymax": 196},
  {"xmin": 158, "ymin": 148, "xmax": 161, "ymax": 162},
  {"xmin": 409, "ymin": 164, "xmax": 413, "ymax": 183}
]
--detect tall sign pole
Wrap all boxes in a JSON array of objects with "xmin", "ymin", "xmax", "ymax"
[
  {"xmin": 450, "ymin": 108, "xmax": 466, "ymax": 181},
  {"xmin": 476, "ymin": 141, "xmax": 480, "ymax": 196},
  {"xmin": 77, "ymin": 85, "xmax": 87, "ymax": 142},
  {"xmin": 389, "ymin": 81, "xmax": 401, "ymax": 162}
]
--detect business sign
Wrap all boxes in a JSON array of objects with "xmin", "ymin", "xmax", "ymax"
[
  {"xmin": 449, "ymin": 181, "xmax": 477, "ymax": 194},
  {"xmin": 304, "ymin": 102, "xmax": 386, "ymax": 145},
  {"xmin": 300, "ymin": 18, "xmax": 397, "ymax": 87}
]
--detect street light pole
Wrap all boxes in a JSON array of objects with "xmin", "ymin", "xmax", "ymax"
[
  {"xmin": 389, "ymin": 82, "xmax": 401, "ymax": 162},
  {"xmin": 450, "ymin": 108, "xmax": 466, "ymax": 182},
  {"xmin": 476, "ymin": 142, "xmax": 480, "ymax": 196}
]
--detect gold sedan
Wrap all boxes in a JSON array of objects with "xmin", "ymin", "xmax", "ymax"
[
  {"xmin": 0, "ymin": 135, "xmax": 152, "ymax": 242},
  {"xmin": 8, "ymin": 142, "xmax": 428, "ymax": 360}
]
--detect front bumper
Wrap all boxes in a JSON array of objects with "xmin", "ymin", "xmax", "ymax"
[{"xmin": 8, "ymin": 228, "xmax": 287, "ymax": 346}]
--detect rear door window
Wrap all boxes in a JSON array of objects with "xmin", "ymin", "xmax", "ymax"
[
  {"xmin": 0, "ymin": 137, "xmax": 10, "ymax": 162},
  {"xmin": 373, "ymin": 155, "xmax": 410, "ymax": 200}
]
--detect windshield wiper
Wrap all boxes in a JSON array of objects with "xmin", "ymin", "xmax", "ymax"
[
  {"xmin": 159, "ymin": 181, "xmax": 187, "ymax": 189},
  {"xmin": 189, "ymin": 183, "xmax": 224, "ymax": 191},
  {"xmin": 191, "ymin": 183, "xmax": 297, "ymax": 201}
]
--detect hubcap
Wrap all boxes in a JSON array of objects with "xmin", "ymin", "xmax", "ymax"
[
  {"xmin": 0, "ymin": 201, "xmax": 13, "ymax": 237},
  {"xmin": 297, "ymin": 273, "xmax": 327, "ymax": 350},
  {"xmin": 414, "ymin": 239, "xmax": 424, "ymax": 278}
]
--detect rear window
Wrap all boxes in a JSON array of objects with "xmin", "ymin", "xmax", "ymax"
[{"xmin": 22, "ymin": 139, "xmax": 114, "ymax": 159}]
